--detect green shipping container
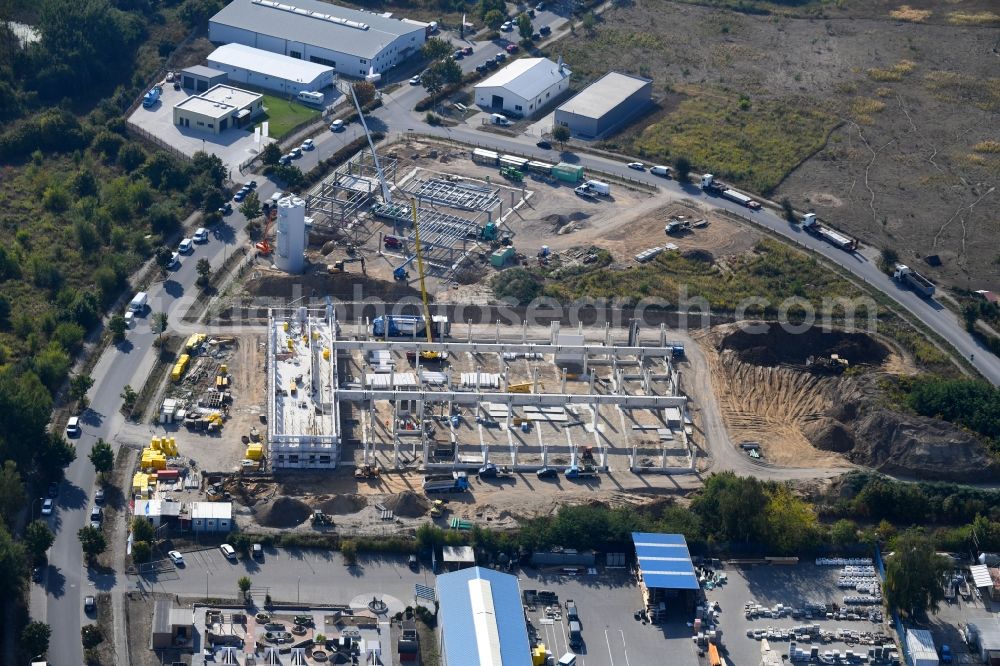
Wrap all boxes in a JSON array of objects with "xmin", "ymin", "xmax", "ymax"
[
  {"xmin": 490, "ymin": 246, "xmax": 515, "ymax": 267},
  {"xmin": 553, "ymin": 162, "xmax": 584, "ymax": 183}
]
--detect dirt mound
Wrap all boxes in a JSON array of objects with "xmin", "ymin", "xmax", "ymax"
[
  {"xmin": 849, "ymin": 410, "xmax": 998, "ymax": 481},
  {"xmin": 247, "ymin": 271, "xmax": 422, "ymax": 301},
  {"xmin": 255, "ymin": 496, "xmax": 312, "ymax": 528},
  {"xmin": 802, "ymin": 417, "xmax": 855, "ymax": 453},
  {"xmin": 682, "ymin": 249, "xmax": 715, "ymax": 263},
  {"xmin": 721, "ymin": 324, "xmax": 889, "ymax": 368},
  {"xmin": 383, "ymin": 491, "xmax": 430, "ymax": 518},
  {"xmin": 316, "ymin": 494, "xmax": 368, "ymax": 515}
]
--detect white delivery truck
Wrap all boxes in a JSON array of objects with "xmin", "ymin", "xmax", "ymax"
[
  {"xmin": 583, "ymin": 179, "xmax": 610, "ymax": 196},
  {"xmin": 129, "ymin": 292, "xmax": 148, "ymax": 314},
  {"xmin": 650, "ymin": 165, "xmax": 672, "ymax": 177}
]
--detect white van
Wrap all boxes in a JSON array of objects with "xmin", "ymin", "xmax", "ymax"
[
  {"xmin": 124, "ymin": 311, "xmax": 135, "ymax": 329},
  {"xmin": 490, "ymin": 113, "xmax": 511, "ymax": 126},
  {"xmin": 297, "ymin": 90, "xmax": 324, "ymax": 105},
  {"xmin": 557, "ymin": 654, "xmax": 577, "ymax": 666},
  {"xmin": 650, "ymin": 165, "xmax": 672, "ymax": 177},
  {"xmin": 129, "ymin": 292, "xmax": 148, "ymax": 314}
]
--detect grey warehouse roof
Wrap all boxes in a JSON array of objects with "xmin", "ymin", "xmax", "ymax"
[
  {"xmin": 182, "ymin": 65, "xmax": 226, "ymax": 78},
  {"xmin": 209, "ymin": 43, "xmax": 334, "ymax": 82},
  {"xmin": 210, "ymin": 0, "xmax": 426, "ymax": 59},
  {"xmin": 557, "ymin": 71, "xmax": 651, "ymax": 119}
]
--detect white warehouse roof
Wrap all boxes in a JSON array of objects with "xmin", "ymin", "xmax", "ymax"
[
  {"xmin": 557, "ymin": 71, "xmax": 651, "ymax": 119},
  {"xmin": 905, "ymin": 628, "xmax": 938, "ymax": 662},
  {"xmin": 210, "ymin": 0, "xmax": 426, "ymax": 59},
  {"xmin": 208, "ymin": 43, "xmax": 334, "ymax": 82},
  {"xmin": 476, "ymin": 58, "xmax": 571, "ymax": 100}
]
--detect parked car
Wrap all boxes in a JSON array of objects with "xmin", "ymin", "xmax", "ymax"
[
  {"xmin": 495, "ymin": 52, "xmax": 507, "ymax": 63},
  {"xmin": 536, "ymin": 140, "xmax": 553, "ymax": 150},
  {"xmin": 462, "ymin": 46, "xmax": 473, "ymax": 55},
  {"xmin": 252, "ymin": 543, "xmax": 264, "ymax": 560},
  {"xmin": 290, "ymin": 147, "xmax": 302, "ymax": 159},
  {"xmin": 408, "ymin": 554, "xmax": 419, "ymax": 571},
  {"xmin": 532, "ymin": 31, "xmax": 541, "ymax": 40},
  {"xmin": 279, "ymin": 154, "xmax": 292, "ymax": 165},
  {"xmin": 220, "ymin": 543, "xmax": 237, "ymax": 560},
  {"xmin": 247, "ymin": 180, "xmax": 257, "ymax": 189},
  {"xmin": 173, "ymin": 81, "xmax": 181, "ymax": 91},
  {"xmin": 193, "ymin": 227, "xmax": 209, "ymax": 243},
  {"xmin": 31, "ymin": 567, "xmax": 42, "ymax": 583},
  {"xmin": 540, "ymin": 25, "xmax": 551, "ymax": 36},
  {"xmin": 166, "ymin": 72, "xmax": 175, "ymax": 82},
  {"xmin": 84, "ymin": 595, "xmax": 96, "ymax": 612},
  {"xmin": 218, "ymin": 202, "xmax": 232, "ymax": 216},
  {"xmin": 47, "ymin": 482, "xmax": 59, "ymax": 498},
  {"xmin": 506, "ymin": 43, "xmax": 519, "ymax": 53},
  {"xmin": 536, "ymin": 467, "xmax": 558, "ymax": 480},
  {"xmin": 41, "ymin": 499, "xmax": 53, "ymax": 516},
  {"xmin": 233, "ymin": 190, "xmax": 246, "ymax": 202},
  {"xmin": 168, "ymin": 252, "xmax": 180, "ymax": 269},
  {"xmin": 301, "ymin": 138, "xmax": 314, "ymax": 151},
  {"xmin": 475, "ymin": 64, "xmax": 488, "ymax": 73},
  {"xmin": 178, "ymin": 238, "xmax": 194, "ymax": 254},
  {"xmin": 501, "ymin": 21, "xmax": 513, "ymax": 31},
  {"xmin": 168, "ymin": 550, "xmax": 184, "ymax": 566},
  {"xmin": 330, "ymin": 119, "xmax": 344, "ymax": 132},
  {"xmin": 94, "ymin": 488, "xmax": 104, "ymax": 504},
  {"xmin": 453, "ymin": 49, "xmax": 464, "ymax": 59},
  {"xmin": 627, "ymin": 161, "xmax": 645, "ymax": 171},
  {"xmin": 65, "ymin": 416, "xmax": 81, "ymax": 438},
  {"xmin": 485, "ymin": 59, "xmax": 498, "ymax": 70},
  {"xmin": 90, "ymin": 506, "xmax": 102, "ymax": 523},
  {"xmin": 409, "ymin": 75, "xmax": 421, "ymax": 85}
]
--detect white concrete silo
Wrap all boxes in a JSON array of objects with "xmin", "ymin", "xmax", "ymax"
[{"xmin": 274, "ymin": 195, "xmax": 307, "ymax": 274}]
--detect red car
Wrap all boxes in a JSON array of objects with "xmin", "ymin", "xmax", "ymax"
[
  {"xmin": 505, "ymin": 43, "xmax": 519, "ymax": 54},
  {"xmin": 462, "ymin": 46, "xmax": 473, "ymax": 56},
  {"xmin": 384, "ymin": 236, "xmax": 402, "ymax": 250}
]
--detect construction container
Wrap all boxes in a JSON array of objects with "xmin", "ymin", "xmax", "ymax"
[
  {"xmin": 171, "ymin": 354, "xmax": 190, "ymax": 382},
  {"xmin": 490, "ymin": 246, "xmax": 515, "ymax": 267},
  {"xmin": 184, "ymin": 333, "xmax": 206, "ymax": 352},
  {"xmin": 525, "ymin": 160, "xmax": 553, "ymax": 175},
  {"xmin": 553, "ymin": 162, "xmax": 584, "ymax": 183},
  {"xmin": 499, "ymin": 155, "xmax": 528, "ymax": 170},
  {"xmin": 246, "ymin": 443, "xmax": 264, "ymax": 460},
  {"xmin": 472, "ymin": 148, "xmax": 499, "ymax": 165}
]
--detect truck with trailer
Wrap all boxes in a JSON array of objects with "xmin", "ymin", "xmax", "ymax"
[
  {"xmin": 893, "ymin": 264, "xmax": 936, "ymax": 298},
  {"xmin": 801, "ymin": 213, "xmax": 858, "ymax": 251},
  {"xmin": 423, "ymin": 472, "xmax": 470, "ymax": 494},
  {"xmin": 372, "ymin": 315, "xmax": 450, "ymax": 338},
  {"xmin": 700, "ymin": 174, "xmax": 761, "ymax": 210},
  {"xmin": 722, "ymin": 188, "xmax": 762, "ymax": 210},
  {"xmin": 700, "ymin": 173, "xmax": 726, "ymax": 193}
]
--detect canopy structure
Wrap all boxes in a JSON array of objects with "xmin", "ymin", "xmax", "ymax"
[{"xmin": 632, "ymin": 532, "xmax": 698, "ymax": 590}]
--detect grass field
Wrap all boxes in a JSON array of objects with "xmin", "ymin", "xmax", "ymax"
[
  {"xmin": 256, "ymin": 95, "xmax": 321, "ymax": 139},
  {"xmin": 606, "ymin": 88, "xmax": 838, "ymax": 194}
]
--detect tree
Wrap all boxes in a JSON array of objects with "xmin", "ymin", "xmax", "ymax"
[
  {"xmin": 131, "ymin": 517, "xmax": 155, "ymax": 543},
  {"xmin": 81, "ymin": 624, "xmax": 103, "ymax": 649},
  {"xmin": 69, "ymin": 374, "xmax": 94, "ymax": 410},
  {"xmin": 262, "ymin": 141, "xmax": 281, "ymax": 166},
  {"xmin": 120, "ymin": 384, "xmax": 137, "ymax": 413},
  {"xmin": 762, "ymin": 485, "xmax": 821, "ymax": 554},
  {"xmin": 830, "ymin": 519, "xmax": 859, "ymax": 547},
  {"xmin": 239, "ymin": 191, "xmax": 261, "ymax": 221},
  {"xmin": 0, "ymin": 461, "xmax": 25, "ymax": 526},
  {"xmin": 154, "ymin": 246, "xmax": 173, "ymax": 272},
  {"xmin": 962, "ymin": 302, "xmax": 979, "ymax": 332},
  {"xmin": 690, "ymin": 472, "xmax": 768, "ymax": 545},
  {"xmin": 781, "ymin": 197, "xmax": 796, "ymax": 224},
  {"xmin": 238, "ymin": 575, "xmax": 252, "ymax": 600},
  {"xmin": 36, "ymin": 433, "xmax": 76, "ymax": 479},
  {"xmin": 22, "ymin": 621, "xmax": 51, "ymax": 660},
  {"xmin": 25, "ymin": 520, "xmax": 55, "ymax": 562},
  {"xmin": 78, "ymin": 525, "xmax": 107, "ymax": 562},
  {"xmin": 581, "ymin": 11, "xmax": 596, "ymax": 33},
  {"xmin": 131, "ymin": 540, "xmax": 151, "ymax": 564},
  {"xmin": 89, "ymin": 439, "xmax": 114, "ymax": 478},
  {"xmin": 552, "ymin": 124, "xmax": 570, "ymax": 149},
  {"xmin": 674, "ymin": 156, "xmax": 692, "ymax": 183},
  {"xmin": 884, "ymin": 529, "xmax": 949, "ymax": 617},
  {"xmin": 422, "ymin": 37, "xmax": 453, "ymax": 61},
  {"xmin": 352, "ymin": 81, "xmax": 377, "ymax": 107},
  {"xmin": 152, "ymin": 312, "xmax": 168, "ymax": 347},
  {"xmin": 340, "ymin": 539, "xmax": 358, "ymax": 565},
  {"xmin": 196, "ymin": 258, "xmax": 212, "ymax": 288},
  {"xmin": 484, "ymin": 9, "xmax": 505, "ymax": 30},
  {"xmin": 517, "ymin": 12, "xmax": 533, "ymax": 41},
  {"xmin": 430, "ymin": 57, "xmax": 462, "ymax": 86},
  {"xmin": 879, "ymin": 247, "xmax": 899, "ymax": 273},
  {"xmin": 421, "ymin": 67, "xmax": 445, "ymax": 100},
  {"xmin": 108, "ymin": 314, "xmax": 127, "ymax": 343}
]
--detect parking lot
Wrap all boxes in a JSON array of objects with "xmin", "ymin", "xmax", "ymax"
[
  {"xmin": 709, "ymin": 561, "xmax": 895, "ymax": 665},
  {"xmin": 519, "ymin": 568, "xmax": 700, "ymax": 666}
]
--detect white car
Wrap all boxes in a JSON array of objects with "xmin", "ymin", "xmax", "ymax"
[
  {"xmin": 193, "ymin": 227, "xmax": 209, "ymax": 243},
  {"xmin": 168, "ymin": 550, "xmax": 184, "ymax": 566},
  {"xmin": 220, "ymin": 543, "xmax": 237, "ymax": 560},
  {"xmin": 41, "ymin": 499, "xmax": 53, "ymax": 516},
  {"xmin": 501, "ymin": 21, "xmax": 512, "ymax": 31},
  {"xmin": 65, "ymin": 416, "xmax": 81, "ymax": 437},
  {"xmin": 178, "ymin": 238, "xmax": 194, "ymax": 254},
  {"xmin": 168, "ymin": 252, "xmax": 180, "ymax": 269},
  {"xmin": 301, "ymin": 138, "xmax": 314, "ymax": 151},
  {"xmin": 409, "ymin": 75, "xmax": 421, "ymax": 85},
  {"xmin": 627, "ymin": 161, "xmax": 645, "ymax": 171},
  {"xmin": 279, "ymin": 154, "xmax": 292, "ymax": 165},
  {"xmin": 330, "ymin": 119, "xmax": 344, "ymax": 132}
]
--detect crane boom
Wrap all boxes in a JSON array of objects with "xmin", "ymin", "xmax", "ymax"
[
  {"xmin": 412, "ymin": 199, "xmax": 433, "ymax": 345},
  {"xmin": 348, "ymin": 83, "xmax": 392, "ymax": 204}
]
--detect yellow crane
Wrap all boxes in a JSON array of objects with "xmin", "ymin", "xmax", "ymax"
[{"xmin": 411, "ymin": 199, "xmax": 445, "ymax": 362}]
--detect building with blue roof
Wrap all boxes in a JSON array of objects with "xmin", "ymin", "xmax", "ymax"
[
  {"xmin": 632, "ymin": 532, "xmax": 699, "ymax": 622},
  {"xmin": 436, "ymin": 566, "xmax": 531, "ymax": 666}
]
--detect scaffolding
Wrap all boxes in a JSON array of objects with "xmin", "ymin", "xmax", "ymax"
[
  {"xmin": 402, "ymin": 177, "xmax": 501, "ymax": 212},
  {"xmin": 305, "ymin": 152, "xmax": 399, "ymax": 245},
  {"xmin": 372, "ymin": 203, "xmax": 499, "ymax": 274}
]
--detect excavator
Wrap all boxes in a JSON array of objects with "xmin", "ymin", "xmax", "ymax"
[
  {"xmin": 328, "ymin": 256, "xmax": 367, "ymax": 274},
  {"xmin": 255, "ymin": 209, "xmax": 275, "ymax": 256}
]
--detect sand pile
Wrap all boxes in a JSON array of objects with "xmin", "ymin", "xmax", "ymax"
[
  {"xmin": 316, "ymin": 494, "xmax": 368, "ymax": 515},
  {"xmin": 383, "ymin": 491, "xmax": 430, "ymax": 518},
  {"xmin": 255, "ymin": 496, "xmax": 312, "ymax": 528}
]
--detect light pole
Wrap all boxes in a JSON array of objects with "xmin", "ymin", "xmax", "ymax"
[{"xmin": 297, "ymin": 576, "xmax": 300, "ymax": 605}]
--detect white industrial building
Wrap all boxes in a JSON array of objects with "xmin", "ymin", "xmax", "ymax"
[
  {"xmin": 209, "ymin": 0, "xmax": 427, "ymax": 78},
  {"xmin": 173, "ymin": 84, "xmax": 263, "ymax": 135},
  {"xmin": 474, "ymin": 57, "xmax": 571, "ymax": 119},
  {"xmin": 190, "ymin": 502, "xmax": 233, "ymax": 532},
  {"xmin": 207, "ymin": 43, "xmax": 335, "ymax": 95},
  {"xmin": 554, "ymin": 71, "xmax": 653, "ymax": 138}
]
